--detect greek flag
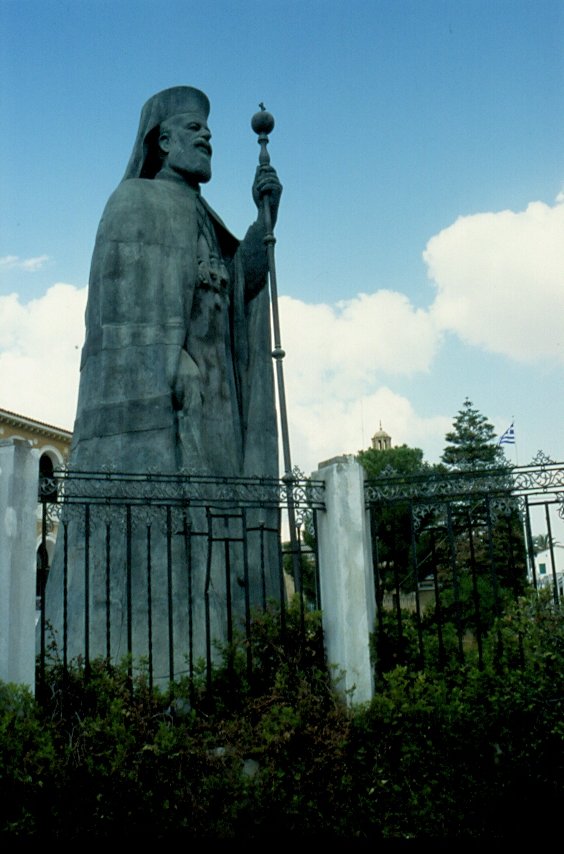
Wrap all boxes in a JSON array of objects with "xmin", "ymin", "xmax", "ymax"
[{"xmin": 498, "ymin": 422, "xmax": 515, "ymax": 445}]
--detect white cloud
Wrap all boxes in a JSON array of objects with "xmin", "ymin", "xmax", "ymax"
[
  {"xmin": 1, "ymin": 190, "xmax": 562, "ymax": 475},
  {"xmin": 0, "ymin": 254, "xmax": 50, "ymax": 271},
  {"xmin": 280, "ymin": 291, "xmax": 439, "ymax": 405},
  {"xmin": 424, "ymin": 197, "xmax": 564, "ymax": 365},
  {"xmin": 0, "ymin": 256, "xmax": 19, "ymax": 269},
  {"xmin": 0, "ymin": 284, "xmax": 86, "ymax": 429},
  {"xmin": 286, "ymin": 385, "xmax": 451, "ymax": 474},
  {"xmin": 0, "ymin": 281, "xmax": 445, "ymax": 474},
  {"xmin": 277, "ymin": 295, "xmax": 447, "ymax": 471}
]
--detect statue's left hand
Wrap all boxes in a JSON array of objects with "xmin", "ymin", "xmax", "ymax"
[{"xmin": 253, "ymin": 165, "xmax": 283, "ymax": 228}]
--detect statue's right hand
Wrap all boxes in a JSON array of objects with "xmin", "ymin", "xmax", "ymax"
[{"xmin": 252, "ymin": 165, "xmax": 283, "ymax": 227}]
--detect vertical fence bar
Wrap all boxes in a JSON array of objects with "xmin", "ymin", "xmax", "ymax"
[
  {"xmin": 524, "ymin": 497, "xmax": 537, "ymax": 589},
  {"xmin": 224, "ymin": 515, "xmax": 233, "ymax": 650},
  {"xmin": 242, "ymin": 508, "xmax": 252, "ymax": 683},
  {"xmin": 430, "ymin": 528, "xmax": 445, "ymax": 668},
  {"xmin": 466, "ymin": 508, "xmax": 484, "ymax": 669},
  {"xmin": 63, "ymin": 521, "xmax": 69, "ymax": 671},
  {"xmin": 277, "ymin": 506, "xmax": 287, "ymax": 645},
  {"xmin": 409, "ymin": 501, "xmax": 424, "ymax": 669},
  {"xmin": 204, "ymin": 508, "xmax": 213, "ymax": 695},
  {"xmin": 183, "ymin": 511, "xmax": 194, "ymax": 684},
  {"xmin": 259, "ymin": 519, "xmax": 267, "ymax": 611},
  {"xmin": 446, "ymin": 503, "xmax": 464, "ymax": 663},
  {"xmin": 370, "ymin": 506, "xmax": 383, "ymax": 678},
  {"xmin": 38, "ymin": 500, "xmax": 48, "ymax": 695},
  {"xmin": 84, "ymin": 504, "xmax": 91, "ymax": 678},
  {"xmin": 126, "ymin": 505, "xmax": 132, "ymax": 681},
  {"xmin": 312, "ymin": 508, "xmax": 322, "ymax": 612},
  {"xmin": 485, "ymin": 497, "xmax": 501, "ymax": 616},
  {"xmin": 392, "ymin": 511, "xmax": 404, "ymax": 652},
  {"xmin": 504, "ymin": 512, "xmax": 521, "ymax": 598},
  {"xmin": 544, "ymin": 503, "xmax": 559, "ymax": 603},
  {"xmin": 105, "ymin": 521, "xmax": 111, "ymax": 661},
  {"xmin": 146, "ymin": 522, "xmax": 153, "ymax": 691},
  {"xmin": 166, "ymin": 506, "xmax": 174, "ymax": 684}
]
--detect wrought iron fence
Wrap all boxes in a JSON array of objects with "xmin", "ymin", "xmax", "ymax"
[
  {"xmin": 36, "ymin": 454, "xmax": 564, "ymax": 696},
  {"xmin": 36, "ymin": 467, "xmax": 325, "ymax": 698},
  {"xmin": 366, "ymin": 452, "xmax": 564, "ymax": 676}
]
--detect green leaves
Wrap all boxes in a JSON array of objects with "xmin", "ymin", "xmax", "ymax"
[
  {"xmin": 2, "ymin": 589, "xmax": 564, "ymax": 839},
  {"xmin": 442, "ymin": 397, "xmax": 507, "ymax": 471}
]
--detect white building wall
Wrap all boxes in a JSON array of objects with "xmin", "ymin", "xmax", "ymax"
[{"xmin": 533, "ymin": 546, "xmax": 564, "ymax": 596}]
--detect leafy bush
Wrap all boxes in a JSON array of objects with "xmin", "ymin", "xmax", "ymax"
[
  {"xmin": 1, "ymin": 590, "xmax": 563, "ymax": 840},
  {"xmin": 0, "ymin": 681, "xmax": 57, "ymax": 837}
]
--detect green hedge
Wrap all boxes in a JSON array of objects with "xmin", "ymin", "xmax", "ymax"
[{"xmin": 1, "ymin": 591, "xmax": 563, "ymax": 841}]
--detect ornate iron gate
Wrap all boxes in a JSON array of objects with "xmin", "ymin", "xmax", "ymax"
[
  {"xmin": 366, "ymin": 453, "xmax": 564, "ymax": 676},
  {"xmin": 36, "ymin": 467, "xmax": 324, "ymax": 695}
]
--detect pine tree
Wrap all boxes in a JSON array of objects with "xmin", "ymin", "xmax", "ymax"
[
  {"xmin": 441, "ymin": 398, "xmax": 507, "ymax": 471},
  {"xmin": 440, "ymin": 398, "xmax": 525, "ymax": 601}
]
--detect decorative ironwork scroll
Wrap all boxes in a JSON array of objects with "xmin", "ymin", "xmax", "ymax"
[{"xmin": 366, "ymin": 455, "xmax": 564, "ymax": 517}]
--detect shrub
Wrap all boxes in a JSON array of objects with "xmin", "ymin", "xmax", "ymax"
[{"xmin": 1, "ymin": 589, "xmax": 563, "ymax": 840}]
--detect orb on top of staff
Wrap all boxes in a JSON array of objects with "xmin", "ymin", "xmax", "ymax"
[{"xmin": 251, "ymin": 103, "xmax": 275, "ymax": 135}]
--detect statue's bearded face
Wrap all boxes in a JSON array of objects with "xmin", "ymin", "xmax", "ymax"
[{"xmin": 158, "ymin": 112, "xmax": 212, "ymax": 184}]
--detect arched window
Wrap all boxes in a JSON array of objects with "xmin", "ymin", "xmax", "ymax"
[{"xmin": 39, "ymin": 452, "xmax": 58, "ymax": 502}]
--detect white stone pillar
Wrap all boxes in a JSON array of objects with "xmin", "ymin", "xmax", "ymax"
[
  {"xmin": 312, "ymin": 454, "xmax": 375, "ymax": 705},
  {"xmin": 0, "ymin": 439, "xmax": 39, "ymax": 689}
]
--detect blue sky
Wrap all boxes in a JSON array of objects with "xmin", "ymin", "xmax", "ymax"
[{"xmin": 1, "ymin": 0, "xmax": 563, "ymax": 475}]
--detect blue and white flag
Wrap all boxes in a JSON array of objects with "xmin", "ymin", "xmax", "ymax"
[{"xmin": 498, "ymin": 422, "xmax": 515, "ymax": 445}]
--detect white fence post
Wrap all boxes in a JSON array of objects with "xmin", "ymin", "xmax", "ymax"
[
  {"xmin": 0, "ymin": 439, "xmax": 38, "ymax": 690},
  {"xmin": 312, "ymin": 454, "xmax": 375, "ymax": 705}
]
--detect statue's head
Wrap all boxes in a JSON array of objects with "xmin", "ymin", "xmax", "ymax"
[{"xmin": 122, "ymin": 86, "xmax": 211, "ymax": 182}]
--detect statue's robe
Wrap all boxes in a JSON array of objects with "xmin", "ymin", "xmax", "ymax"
[{"xmin": 44, "ymin": 178, "xmax": 280, "ymax": 681}]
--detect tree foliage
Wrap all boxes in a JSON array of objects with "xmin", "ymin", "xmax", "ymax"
[
  {"xmin": 357, "ymin": 445, "xmax": 436, "ymax": 603},
  {"xmin": 357, "ymin": 443, "xmax": 432, "ymax": 478},
  {"xmin": 533, "ymin": 533, "xmax": 560, "ymax": 555},
  {"xmin": 441, "ymin": 397, "xmax": 507, "ymax": 471},
  {"xmin": 358, "ymin": 406, "xmax": 526, "ymax": 672}
]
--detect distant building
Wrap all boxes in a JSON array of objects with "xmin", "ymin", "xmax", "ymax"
[
  {"xmin": 533, "ymin": 546, "xmax": 564, "ymax": 598},
  {"xmin": 0, "ymin": 407, "xmax": 72, "ymax": 602},
  {"xmin": 0, "ymin": 407, "xmax": 72, "ymax": 463},
  {"xmin": 371, "ymin": 422, "xmax": 392, "ymax": 451}
]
